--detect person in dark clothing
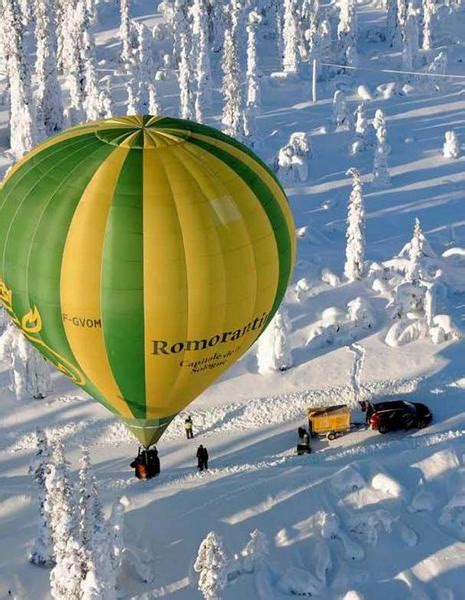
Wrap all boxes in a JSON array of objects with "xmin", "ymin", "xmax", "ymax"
[
  {"xmin": 184, "ymin": 415, "xmax": 194, "ymax": 439},
  {"xmin": 298, "ymin": 426, "xmax": 307, "ymax": 440},
  {"xmin": 131, "ymin": 449, "xmax": 149, "ymax": 480},
  {"xmin": 146, "ymin": 448, "xmax": 160, "ymax": 476},
  {"xmin": 196, "ymin": 444, "xmax": 209, "ymax": 471},
  {"xmin": 130, "ymin": 447, "xmax": 160, "ymax": 479}
]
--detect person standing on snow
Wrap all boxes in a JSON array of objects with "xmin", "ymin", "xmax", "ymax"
[
  {"xmin": 196, "ymin": 445, "xmax": 209, "ymax": 471},
  {"xmin": 184, "ymin": 415, "xmax": 194, "ymax": 439}
]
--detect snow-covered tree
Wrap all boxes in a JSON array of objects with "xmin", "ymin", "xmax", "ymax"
[
  {"xmin": 179, "ymin": 30, "xmax": 195, "ymax": 120},
  {"xmin": 119, "ymin": 0, "xmax": 133, "ymax": 68},
  {"xmin": 282, "ymin": 0, "xmax": 300, "ymax": 72},
  {"xmin": 23, "ymin": 339, "xmax": 52, "ymax": 399},
  {"xmin": 443, "ymin": 130, "xmax": 460, "ymax": 159},
  {"xmin": 402, "ymin": 3, "xmax": 419, "ymax": 71},
  {"xmin": 221, "ymin": 4, "xmax": 244, "ymax": 139},
  {"xmin": 194, "ymin": 531, "xmax": 228, "ymax": 600},
  {"xmin": 426, "ymin": 51, "xmax": 447, "ymax": 92},
  {"xmin": 4, "ymin": 0, "xmax": 37, "ymax": 159},
  {"xmin": 373, "ymin": 109, "xmax": 390, "ymax": 153},
  {"xmin": 83, "ymin": 60, "xmax": 102, "ymax": 122},
  {"xmin": 192, "ymin": 0, "xmax": 212, "ymax": 122},
  {"xmin": 332, "ymin": 90, "xmax": 348, "ymax": 128},
  {"xmin": 337, "ymin": 0, "xmax": 358, "ymax": 67},
  {"xmin": 372, "ymin": 141, "xmax": 390, "ymax": 187},
  {"xmin": 344, "ymin": 168, "xmax": 365, "ymax": 281},
  {"xmin": 257, "ymin": 308, "xmax": 293, "ymax": 373},
  {"xmin": 348, "ymin": 342, "xmax": 366, "ymax": 407},
  {"xmin": 78, "ymin": 449, "xmax": 116, "ymax": 600},
  {"xmin": 48, "ymin": 441, "xmax": 85, "ymax": 600},
  {"xmin": 99, "ymin": 76, "xmax": 113, "ymax": 118},
  {"xmin": 0, "ymin": 325, "xmax": 51, "ymax": 400},
  {"xmin": 78, "ymin": 448, "xmax": 103, "ymax": 552},
  {"xmin": 319, "ymin": 19, "xmax": 332, "ymax": 62},
  {"xmin": 351, "ymin": 103, "xmax": 374, "ymax": 154},
  {"xmin": 241, "ymin": 529, "xmax": 269, "ymax": 573},
  {"xmin": 126, "ymin": 77, "xmax": 139, "ymax": 115},
  {"xmin": 422, "ymin": 0, "xmax": 435, "ymax": 51},
  {"xmin": 107, "ymin": 496, "xmax": 129, "ymax": 576},
  {"xmin": 148, "ymin": 81, "xmax": 161, "ymax": 115},
  {"xmin": 275, "ymin": 131, "xmax": 312, "ymax": 182},
  {"xmin": 172, "ymin": 0, "xmax": 191, "ymax": 64},
  {"xmin": 246, "ymin": 10, "xmax": 262, "ymax": 110},
  {"xmin": 386, "ymin": 0, "xmax": 400, "ymax": 47},
  {"xmin": 397, "ymin": 0, "xmax": 408, "ymax": 32},
  {"xmin": 405, "ymin": 218, "xmax": 425, "ymax": 284},
  {"xmin": 61, "ymin": 1, "xmax": 87, "ymax": 126},
  {"xmin": 29, "ymin": 429, "xmax": 55, "ymax": 567},
  {"xmin": 34, "ymin": 0, "xmax": 64, "ymax": 136},
  {"xmin": 135, "ymin": 22, "xmax": 155, "ymax": 114}
]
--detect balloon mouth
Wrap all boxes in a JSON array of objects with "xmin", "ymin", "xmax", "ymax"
[{"xmin": 122, "ymin": 414, "xmax": 176, "ymax": 448}]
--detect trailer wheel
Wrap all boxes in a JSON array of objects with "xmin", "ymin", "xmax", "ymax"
[{"xmin": 328, "ymin": 432, "xmax": 336, "ymax": 441}]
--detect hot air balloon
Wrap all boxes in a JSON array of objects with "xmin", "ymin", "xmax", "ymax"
[{"xmin": 0, "ymin": 116, "xmax": 295, "ymax": 448}]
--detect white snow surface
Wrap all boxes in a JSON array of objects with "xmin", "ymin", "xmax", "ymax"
[{"xmin": 2, "ymin": 1, "xmax": 465, "ymax": 599}]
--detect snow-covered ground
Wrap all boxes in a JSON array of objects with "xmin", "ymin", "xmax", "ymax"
[{"xmin": 2, "ymin": 0, "xmax": 465, "ymax": 598}]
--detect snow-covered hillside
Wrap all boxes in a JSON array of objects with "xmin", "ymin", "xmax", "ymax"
[{"xmin": 1, "ymin": 0, "xmax": 465, "ymax": 598}]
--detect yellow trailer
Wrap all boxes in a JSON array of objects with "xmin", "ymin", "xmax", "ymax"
[{"xmin": 307, "ymin": 405, "xmax": 351, "ymax": 440}]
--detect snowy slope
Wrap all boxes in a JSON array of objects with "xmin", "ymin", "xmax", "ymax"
[{"xmin": 2, "ymin": 0, "xmax": 465, "ymax": 598}]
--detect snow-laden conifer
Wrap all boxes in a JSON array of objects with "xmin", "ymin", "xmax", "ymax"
[
  {"xmin": 172, "ymin": 0, "xmax": 191, "ymax": 65},
  {"xmin": 402, "ymin": 3, "xmax": 419, "ymax": 71},
  {"xmin": 78, "ymin": 448, "xmax": 103, "ymax": 552},
  {"xmin": 148, "ymin": 82, "xmax": 161, "ymax": 115},
  {"xmin": 48, "ymin": 441, "xmax": 85, "ymax": 600},
  {"xmin": 29, "ymin": 429, "xmax": 55, "ymax": 567},
  {"xmin": 351, "ymin": 103, "xmax": 372, "ymax": 154},
  {"xmin": 107, "ymin": 496, "xmax": 129, "ymax": 575},
  {"xmin": 344, "ymin": 168, "xmax": 365, "ymax": 281},
  {"xmin": 443, "ymin": 130, "xmax": 460, "ymax": 159},
  {"xmin": 426, "ymin": 51, "xmax": 447, "ymax": 92},
  {"xmin": 126, "ymin": 77, "xmax": 139, "ymax": 115},
  {"xmin": 221, "ymin": 4, "xmax": 244, "ymax": 139},
  {"xmin": 194, "ymin": 531, "xmax": 228, "ymax": 600},
  {"xmin": 282, "ymin": 0, "xmax": 300, "ymax": 72},
  {"xmin": 386, "ymin": 0, "xmax": 400, "ymax": 47},
  {"xmin": 422, "ymin": 0, "xmax": 435, "ymax": 51},
  {"xmin": 135, "ymin": 22, "xmax": 155, "ymax": 114},
  {"xmin": 332, "ymin": 90, "xmax": 348, "ymax": 128},
  {"xmin": 179, "ymin": 30, "xmax": 195, "ymax": 120},
  {"xmin": 372, "ymin": 142, "xmax": 391, "ymax": 187},
  {"xmin": 192, "ymin": 0, "xmax": 212, "ymax": 123},
  {"xmin": 99, "ymin": 76, "xmax": 113, "ymax": 118},
  {"xmin": 337, "ymin": 0, "xmax": 358, "ymax": 67},
  {"xmin": 241, "ymin": 529, "xmax": 269, "ymax": 573},
  {"xmin": 22, "ymin": 338, "xmax": 52, "ymax": 399},
  {"xmin": 83, "ymin": 60, "xmax": 102, "ymax": 122},
  {"xmin": 275, "ymin": 132, "xmax": 312, "ymax": 182},
  {"xmin": 62, "ymin": 2, "xmax": 86, "ymax": 126},
  {"xmin": 257, "ymin": 308, "xmax": 293, "ymax": 374},
  {"xmin": 246, "ymin": 10, "xmax": 262, "ymax": 110},
  {"xmin": 0, "ymin": 325, "xmax": 51, "ymax": 400},
  {"xmin": 372, "ymin": 109, "xmax": 390, "ymax": 186},
  {"xmin": 319, "ymin": 19, "xmax": 332, "ymax": 62},
  {"xmin": 4, "ymin": 0, "xmax": 37, "ymax": 159},
  {"xmin": 34, "ymin": 0, "xmax": 64, "ymax": 135},
  {"xmin": 119, "ymin": 0, "xmax": 133, "ymax": 68},
  {"xmin": 405, "ymin": 218, "xmax": 425, "ymax": 284}
]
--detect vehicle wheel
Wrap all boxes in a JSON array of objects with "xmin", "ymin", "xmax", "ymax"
[
  {"xmin": 417, "ymin": 420, "xmax": 427, "ymax": 429},
  {"xmin": 328, "ymin": 432, "xmax": 336, "ymax": 441},
  {"xmin": 378, "ymin": 425, "xmax": 389, "ymax": 434}
]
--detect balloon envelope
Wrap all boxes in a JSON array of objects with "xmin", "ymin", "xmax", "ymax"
[{"xmin": 0, "ymin": 116, "xmax": 295, "ymax": 446}]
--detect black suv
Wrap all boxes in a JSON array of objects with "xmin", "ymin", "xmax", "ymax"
[{"xmin": 366, "ymin": 400, "xmax": 432, "ymax": 434}]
